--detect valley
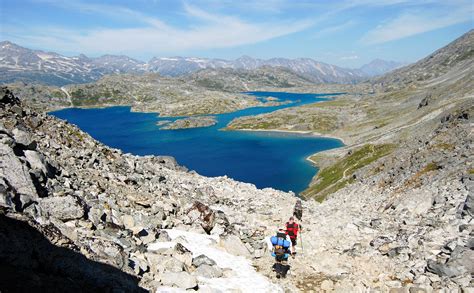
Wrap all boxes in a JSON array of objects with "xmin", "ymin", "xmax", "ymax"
[{"xmin": 0, "ymin": 27, "xmax": 473, "ymax": 292}]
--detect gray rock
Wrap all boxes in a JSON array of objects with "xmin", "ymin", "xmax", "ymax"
[
  {"xmin": 147, "ymin": 254, "xmax": 184, "ymax": 274},
  {"xmin": 425, "ymin": 244, "xmax": 474, "ymax": 280},
  {"xmin": 220, "ymin": 234, "xmax": 250, "ymax": 257},
  {"xmin": 39, "ymin": 195, "xmax": 85, "ymax": 221},
  {"xmin": 0, "ymin": 143, "xmax": 37, "ymax": 208},
  {"xmin": 157, "ymin": 230, "xmax": 172, "ymax": 242},
  {"xmin": 0, "ymin": 177, "xmax": 14, "ymax": 209},
  {"xmin": 24, "ymin": 150, "xmax": 54, "ymax": 178},
  {"xmin": 462, "ymin": 192, "xmax": 473, "ymax": 217},
  {"xmin": 370, "ymin": 236, "xmax": 392, "ymax": 248},
  {"xmin": 160, "ymin": 271, "xmax": 197, "ymax": 289},
  {"xmin": 140, "ymin": 231, "xmax": 157, "ymax": 245},
  {"xmin": 194, "ymin": 264, "xmax": 223, "ymax": 278},
  {"xmin": 192, "ymin": 254, "xmax": 217, "ymax": 267},
  {"xmin": 172, "ymin": 243, "xmax": 193, "ymax": 267},
  {"xmin": 12, "ymin": 128, "xmax": 36, "ymax": 150}
]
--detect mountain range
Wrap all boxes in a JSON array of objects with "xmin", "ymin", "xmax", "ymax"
[{"xmin": 0, "ymin": 41, "xmax": 404, "ymax": 86}]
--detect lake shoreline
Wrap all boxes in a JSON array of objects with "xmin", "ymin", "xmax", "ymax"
[
  {"xmin": 229, "ymin": 128, "xmax": 346, "ymax": 145},
  {"xmin": 51, "ymin": 92, "xmax": 344, "ymax": 194}
]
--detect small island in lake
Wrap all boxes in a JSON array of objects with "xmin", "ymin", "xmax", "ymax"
[{"xmin": 159, "ymin": 116, "xmax": 217, "ymax": 129}]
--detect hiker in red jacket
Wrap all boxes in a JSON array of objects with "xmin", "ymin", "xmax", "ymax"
[{"xmin": 285, "ymin": 216, "xmax": 300, "ymax": 256}]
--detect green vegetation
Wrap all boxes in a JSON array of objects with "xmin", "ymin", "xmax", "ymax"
[
  {"xmin": 421, "ymin": 162, "xmax": 441, "ymax": 173},
  {"xmin": 469, "ymin": 169, "xmax": 474, "ymax": 175},
  {"xmin": 227, "ymin": 112, "xmax": 337, "ymax": 133},
  {"xmin": 403, "ymin": 162, "xmax": 441, "ymax": 188},
  {"xmin": 432, "ymin": 143, "xmax": 455, "ymax": 151},
  {"xmin": 302, "ymin": 144, "xmax": 396, "ymax": 201},
  {"xmin": 70, "ymin": 87, "xmax": 126, "ymax": 106},
  {"xmin": 51, "ymin": 91, "xmax": 64, "ymax": 99}
]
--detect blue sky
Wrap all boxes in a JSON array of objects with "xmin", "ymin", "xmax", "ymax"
[{"xmin": 1, "ymin": 0, "xmax": 472, "ymax": 67}]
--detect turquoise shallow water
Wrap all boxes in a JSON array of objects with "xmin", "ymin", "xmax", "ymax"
[{"xmin": 51, "ymin": 92, "xmax": 343, "ymax": 194}]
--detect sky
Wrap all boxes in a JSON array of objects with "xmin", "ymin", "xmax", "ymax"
[{"xmin": 0, "ymin": 0, "xmax": 473, "ymax": 68}]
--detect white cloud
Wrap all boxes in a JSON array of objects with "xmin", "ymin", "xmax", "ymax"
[
  {"xmin": 360, "ymin": 5, "xmax": 473, "ymax": 45},
  {"xmin": 8, "ymin": 2, "xmax": 313, "ymax": 57}
]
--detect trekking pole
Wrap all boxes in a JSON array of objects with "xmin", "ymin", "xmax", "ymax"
[{"xmin": 300, "ymin": 226, "xmax": 304, "ymax": 256}]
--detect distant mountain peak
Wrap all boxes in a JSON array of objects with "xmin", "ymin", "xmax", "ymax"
[
  {"xmin": 359, "ymin": 59, "xmax": 405, "ymax": 77},
  {"xmin": 0, "ymin": 41, "xmax": 406, "ymax": 86}
]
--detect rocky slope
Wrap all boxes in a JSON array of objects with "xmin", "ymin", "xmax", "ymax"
[
  {"xmin": 6, "ymin": 68, "xmax": 308, "ymax": 115},
  {"xmin": 1, "ymin": 83, "xmax": 472, "ymax": 292},
  {"xmin": 374, "ymin": 29, "xmax": 473, "ymax": 90},
  {"xmin": 0, "ymin": 87, "xmax": 294, "ymax": 291},
  {"xmin": 1, "ymin": 30, "xmax": 473, "ymax": 292},
  {"xmin": 222, "ymin": 33, "xmax": 474, "ymax": 292},
  {"xmin": 188, "ymin": 66, "xmax": 315, "ymax": 92},
  {"xmin": 6, "ymin": 73, "xmax": 266, "ymax": 115},
  {"xmin": 227, "ymin": 30, "xmax": 473, "ymax": 197}
]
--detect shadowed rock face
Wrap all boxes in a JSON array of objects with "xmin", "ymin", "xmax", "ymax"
[{"xmin": 0, "ymin": 215, "xmax": 146, "ymax": 293}]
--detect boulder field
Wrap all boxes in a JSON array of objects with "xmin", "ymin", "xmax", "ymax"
[{"xmin": 0, "ymin": 87, "xmax": 472, "ymax": 292}]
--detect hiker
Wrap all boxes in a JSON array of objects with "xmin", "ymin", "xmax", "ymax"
[
  {"xmin": 270, "ymin": 228, "xmax": 292, "ymax": 279},
  {"xmin": 285, "ymin": 216, "xmax": 301, "ymax": 256},
  {"xmin": 293, "ymin": 199, "xmax": 303, "ymax": 221}
]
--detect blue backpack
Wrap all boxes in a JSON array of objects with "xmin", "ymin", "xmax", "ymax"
[
  {"xmin": 270, "ymin": 235, "xmax": 291, "ymax": 248},
  {"xmin": 271, "ymin": 234, "xmax": 291, "ymax": 259}
]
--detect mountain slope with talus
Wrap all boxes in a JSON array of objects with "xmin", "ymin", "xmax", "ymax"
[
  {"xmin": 1, "ymin": 75, "xmax": 472, "ymax": 292},
  {"xmin": 0, "ymin": 31, "xmax": 472, "ymax": 292},
  {"xmin": 226, "ymin": 30, "xmax": 474, "ymax": 291}
]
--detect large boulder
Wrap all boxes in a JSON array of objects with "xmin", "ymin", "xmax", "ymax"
[
  {"xmin": 0, "ymin": 142, "xmax": 38, "ymax": 210},
  {"xmin": 395, "ymin": 189, "xmax": 433, "ymax": 215},
  {"xmin": 160, "ymin": 271, "xmax": 197, "ymax": 289},
  {"xmin": 172, "ymin": 243, "xmax": 193, "ymax": 267},
  {"xmin": 426, "ymin": 246, "xmax": 474, "ymax": 278},
  {"xmin": 194, "ymin": 264, "xmax": 223, "ymax": 278},
  {"xmin": 39, "ymin": 195, "xmax": 85, "ymax": 221},
  {"xmin": 12, "ymin": 128, "xmax": 37, "ymax": 150},
  {"xmin": 220, "ymin": 235, "xmax": 250, "ymax": 257},
  {"xmin": 462, "ymin": 191, "xmax": 473, "ymax": 217},
  {"xmin": 186, "ymin": 201, "xmax": 216, "ymax": 234},
  {"xmin": 146, "ymin": 254, "xmax": 184, "ymax": 274},
  {"xmin": 192, "ymin": 254, "xmax": 217, "ymax": 267},
  {"xmin": 24, "ymin": 150, "xmax": 55, "ymax": 178}
]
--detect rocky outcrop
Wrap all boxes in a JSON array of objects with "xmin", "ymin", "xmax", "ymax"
[{"xmin": 159, "ymin": 116, "xmax": 217, "ymax": 130}]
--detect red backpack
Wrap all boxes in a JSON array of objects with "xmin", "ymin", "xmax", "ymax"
[{"xmin": 285, "ymin": 222, "xmax": 299, "ymax": 239}]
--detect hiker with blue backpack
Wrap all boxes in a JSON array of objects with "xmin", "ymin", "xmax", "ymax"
[
  {"xmin": 270, "ymin": 227, "xmax": 292, "ymax": 278},
  {"xmin": 269, "ymin": 200, "xmax": 304, "ymax": 279}
]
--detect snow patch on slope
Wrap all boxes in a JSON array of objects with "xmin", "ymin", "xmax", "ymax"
[{"xmin": 149, "ymin": 229, "xmax": 282, "ymax": 293}]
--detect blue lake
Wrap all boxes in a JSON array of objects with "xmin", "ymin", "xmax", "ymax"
[{"xmin": 51, "ymin": 92, "xmax": 343, "ymax": 194}]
